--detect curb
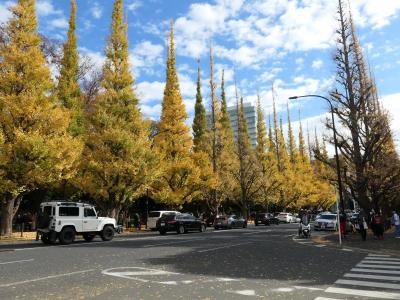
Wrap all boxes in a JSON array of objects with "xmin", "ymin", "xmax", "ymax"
[{"xmin": 311, "ymin": 233, "xmax": 400, "ymax": 256}]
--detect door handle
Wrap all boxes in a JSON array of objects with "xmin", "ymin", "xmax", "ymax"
[{"xmin": 83, "ymin": 221, "xmax": 88, "ymax": 223}]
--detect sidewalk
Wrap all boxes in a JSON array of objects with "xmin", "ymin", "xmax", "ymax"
[
  {"xmin": 313, "ymin": 228, "xmax": 400, "ymax": 256},
  {"xmin": 0, "ymin": 227, "xmax": 153, "ymax": 245}
]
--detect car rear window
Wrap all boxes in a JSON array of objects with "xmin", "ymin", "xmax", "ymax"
[
  {"xmin": 162, "ymin": 213, "xmax": 177, "ymax": 221},
  {"xmin": 320, "ymin": 214, "xmax": 336, "ymax": 220},
  {"xmin": 278, "ymin": 213, "xmax": 288, "ymax": 217},
  {"xmin": 149, "ymin": 212, "xmax": 161, "ymax": 218}
]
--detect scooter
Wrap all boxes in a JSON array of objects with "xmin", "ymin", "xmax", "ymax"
[{"xmin": 299, "ymin": 223, "xmax": 311, "ymax": 238}]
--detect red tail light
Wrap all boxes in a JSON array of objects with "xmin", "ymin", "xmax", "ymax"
[{"xmin": 167, "ymin": 220, "xmax": 177, "ymax": 224}]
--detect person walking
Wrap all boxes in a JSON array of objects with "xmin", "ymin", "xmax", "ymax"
[
  {"xmin": 358, "ymin": 209, "xmax": 367, "ymax": 241},
  {"xmin": 374, "ymin": 210, "xmax": 384, "ymax": 240},
  {"xmin": 339, "ymin": 210, "xmax": 347, "ymax": 239},
  {"xmin": 392, "ymin": 210, "xmax": 400, "ymax": 238}
]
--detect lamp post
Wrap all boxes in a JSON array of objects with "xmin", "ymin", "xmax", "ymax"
[{"xmin": 288, "ymin": 95, "xmax": 345, "ymax": 212}]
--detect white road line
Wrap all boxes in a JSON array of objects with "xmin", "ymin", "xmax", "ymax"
[
  {"xmin": 357, "ymin": 263, "xmax": 400, "ymax": 269},
  {"xmin": 351, "ymin": 268, "xmax": 400, "ymax": 275},
  {"xmin": 158, "ymin": 281, "xmax": 178, "ymax": 285},
  {"xmin": 368, "ymin": 254, "xmax": 391, "ymax": 257},
  {"xmin": 325, "ymin": 287, "xmax": 400, "ymax": 299},
  {"xmin": 335, "ymin": 279, "xmax": 400, "ymax": 290},
  {"xmin": 0, "ymin": 258, "xmax": 34, "ymax": 265},
  {"xmin": 293, "ymin": 286, "xmax": 324, "ymax": 291},
  {"xmin": 344, "ymin": 273, "xmax": 400, "ymax": 281},
  {"xmin": 143, "ymin": 239, "xmax": 202, "ymax": 248},
  {"xmin": 315, "ymin": 297, "xmax": 341, "ymax": 300},
  {"xmin": 315, "ymin": 245, "xmax": 326, "ymax": 248},
  {"xmin": 197, "ymin": 242, "xmax": 253, "ymax": 253},
  {"xmin": 361, "ymin": 260, "xmax": 400, "ymax": 265},
  {"xmin": 364, "ymin": 257, "xmax": 400, "ymax": 262},
  {"xmin": 227, "ymin": 289, "xmax": 256, "ymax": 296},
  {"xmin": 0, "ymin": 269, "xmax": 96, "ymax": 288},
  {"xmin": 297, "ymin": 241, "xmax": 314, "ymax": 244},
  {"xmin": 341, "ymin": 248, "xmax": 353, "ymax": 252}
]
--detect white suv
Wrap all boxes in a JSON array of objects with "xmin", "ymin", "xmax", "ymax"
[{"xmin": 37, "ymin": 201, "xmax": 118, "ymax": 245}]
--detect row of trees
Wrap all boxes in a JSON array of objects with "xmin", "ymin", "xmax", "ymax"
[
  {"xmin": 325, "ymin": 0, "xmax": 400, "ymax": 216},
  {"xmin": 1, "ymin": 0, "xmax": 397, "ymax": 236}
]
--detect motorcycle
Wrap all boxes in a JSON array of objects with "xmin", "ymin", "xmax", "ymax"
[{"xmin": 299, "ymin": 222, "xmax": 311, "ymax": 238}]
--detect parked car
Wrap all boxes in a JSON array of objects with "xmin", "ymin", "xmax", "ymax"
[
  {"xmin": 276, "ymin": 212, "xmax": 296, "ymax": 223},
  {"xmin": 147, "ymin": 210, "xmax": 179, "ymax": 230},
  {"xmin": 255, "ymin": 213, "xmax": 270, "ymax": 226},
  {"xmin": 36, "ymin": 201, "xmax": 118, "ymax": 245},
  {"xmin": 314, "ymin": 213, "xmax": 338, "ymax": 231},
  {"xmin": 268, "ymin": 213, "xmax": 280, "ymax": 225},
  {"xmin": 156, "ymin": 213, "xmax": 206, "ymax": 235},
  {"xmin": 214, "ymin": 215, "xmax": 247, "ymax": 229}
]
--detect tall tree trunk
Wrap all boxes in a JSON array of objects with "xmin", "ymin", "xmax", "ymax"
[{"xmin": 0, "ymin": 194, "xmax": 23, "ymax": 237}]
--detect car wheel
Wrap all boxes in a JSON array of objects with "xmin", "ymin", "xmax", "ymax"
[
  {"xmin": 101, "ymin": 225, "xmax": 115, "ymax": 241},
  {"xmin": 214, "ymin": 226, "xmax": 219, "ymax": 230},
  {"xmin": 243, "ymin": 222, "xmax": 247, "ymax": 228},
  {"xmin": 255, "ymin": 222, "xmax": 258, "ymax": 226},
  {"xmin": 159, "ymin": 230, "xmax": 166, "ymax": 235},
  {"xmin": 200, "ymin": 224, "xmax": 206, "ymax": 232},
  {"xmin": 41, "ymin": 233, "xmax": 52, "ymax": 244},
  {"xmin": 83, "ymin": 233, "xmax": 95, "ymax": 242},
  {"xmin": 177, "ymin": 225, "xmax": 185, "ymax": 234},
  {"xmin": 59, "ymin": 227, "xmax": 75, "ymax": 245}
]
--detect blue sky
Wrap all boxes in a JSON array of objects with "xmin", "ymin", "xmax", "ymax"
[{"xmin": 1, "ymin": 0, "xmax": 399, "ymax": 149}]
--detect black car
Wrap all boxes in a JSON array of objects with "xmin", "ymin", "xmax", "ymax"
[
  {"xmin": 255, "ymin": 213, "xmax": 270, "ymax": 226},
  {"xmin": 156, "ymin": 213, "xmax": 206, "ymax": 235},
  {"xmin": 255, "ymin": 213, "xmax": 279, "ymax": 226}
]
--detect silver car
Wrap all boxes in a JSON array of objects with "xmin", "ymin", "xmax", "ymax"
[{"xmin": 314, "ymin": 213, "xmax": 338, "ymax": 231}]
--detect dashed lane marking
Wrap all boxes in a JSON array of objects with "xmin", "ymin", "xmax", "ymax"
[
  {"xmin": 0, "ymin": 269, "xmax": 96, "ymax": 288},
  {"xmin": 344, "ymin": 273, "xmax": 400, "ymax": 281},
  {"xmin": 0, "ymin": 258, "xmax": 34, "ymax": 265},
  {"xmin": 197, "ymin": 242, "xmax": 253, "ymax": 253},
  {"xmin": 226, "ymin": 289, "xmax": 256, "ymax": 296}
]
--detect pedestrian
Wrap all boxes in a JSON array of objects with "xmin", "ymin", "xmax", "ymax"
[
  {"xmin": 374, "ymin": 210, "xmax": 384, "ymax": 240},
  {"xmin": 392, "ymin": 210, "xmax": 400, "ymax": 238},
  {"xmin": 370, "ymin": 209, "xmax": 377, "ymax": 239},
  {"xmin": 358, "ymin": 208, "xmax": 367, "ymax": 241},
  {"xmin": 339, "ymin": 210, "xmax": 347, "ymax": 239}
]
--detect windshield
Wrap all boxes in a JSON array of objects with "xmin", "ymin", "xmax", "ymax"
[{"xmin": 319, "ymin": 215, "xmax": 337, "ymax": 220}]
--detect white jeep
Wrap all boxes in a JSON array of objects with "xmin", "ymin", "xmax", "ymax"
[{"xmin": 36, "ymin": 201, "xmax": 118, "ymax": 245}]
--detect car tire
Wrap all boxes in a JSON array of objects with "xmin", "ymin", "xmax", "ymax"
[
  {"xmin": 41, "ymin": 233, "xmax": 52, "ymax": 244},
  {"xmin": 59, "ymin": 227, "xmax": 75, "ymax": 245},
  {"xmin": 255, "ymin": 222, "xmax": 258, "ymax": 226},
  {"xmin": 159, "ymin": 230, "xmax": 166, "ymax": 235},
  {"xmin": 177, "ymin": 225, "xmax": 185, "ymax": 234},
  {"xmin": 200, "ymin": 224, "xmax": 206, "ymax": 232},
  {"xmin": 101, "ymin": 225, "xmax": 115, "ymax": 241},
  {"xmin": 214, "ymin": 226, "xmax": 219, "ymax": 230},
  {"xmin": 243, "ymin": 222, "xmax": 247, "ymax": 228},
  {"xmin": 83, "ymin": 233, "xmax": 96, "ymax": 242}
]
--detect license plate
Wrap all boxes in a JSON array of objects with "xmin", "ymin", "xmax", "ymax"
[
  {"xmin": 321, "ymin": 224, "xmax": 325, "ymax": 229},
  {"xmin": 160, "ymin": 222, "xmax": 165, "ymax": 226}
]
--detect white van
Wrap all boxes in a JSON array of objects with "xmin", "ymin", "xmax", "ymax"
[{"xmin": 147, "ymin": 211, "xmax": 179, "ymax": 230}]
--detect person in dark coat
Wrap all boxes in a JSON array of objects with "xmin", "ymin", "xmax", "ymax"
[{"xmin": 358, "ymin": 209, "xmax": 367, "ymax": 241}]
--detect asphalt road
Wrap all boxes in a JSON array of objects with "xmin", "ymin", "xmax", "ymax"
[{"xmin": 1, "ymin": 224, "xmax": 399, "ymax": 299}]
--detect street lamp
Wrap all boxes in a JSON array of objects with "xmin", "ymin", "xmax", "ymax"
[{"xmin": 288, "ymin": 95, "xmax": 345, "ymax": 213}]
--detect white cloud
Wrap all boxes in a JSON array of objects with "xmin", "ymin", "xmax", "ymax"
[
  {"xmin": 129, "ymin": 41, "xmax": 164, "ymax": 76},
  {"xmin": 0, "ymin": 1, "xmax": 13, "ymax": 24},
  {"xmin": 79, "ymin": 47, "xmax": 105, "ymax": 71},
  {"xmin": 136, "ymin": 81, "xmax": 165, "ymax": 103},
  {"xmin": 140, "ymin": 104, "xmax": 162, "ymax": 120},
  {"xmin": 312, "ymin": 59, "xmax": 323, "ymax": 70},
  {"xmin": 49, "ymin": 17, "xmax": 68, "ymax": 29},
  {"xmin": 36, "ymin": 0, "xmax": 62, "ymax": 17},
  {"xmin": 91, "ymin": 2, "xmax": 103, "ymax": 19},
  {"xmin": 127, "ymin": 0, "xmax": 142, "ymax": 12},
  {"xmin": 381, "ymin": 93, "xmax": 400, "ymax": 150}
]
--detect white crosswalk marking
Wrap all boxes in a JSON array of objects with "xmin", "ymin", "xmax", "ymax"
[{"xmin": 315, "ymin": 254, "xmax": 400, "ymax": 300}]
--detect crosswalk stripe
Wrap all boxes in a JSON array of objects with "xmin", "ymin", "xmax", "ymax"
[
  {"xmin": 314, "ymin": 297, "xmax": 341, "ymax": 300},
  {"xmin": 368, "ymin": 254, "xmax": 391, "ymax": 257},
  {"xmin": 335, "ymin": 279, "xmax": 400, "ymax": 290},
  {"xmin": 357, "ymin": 264, "xmax": 400, "ymax": 269},
  {"xmin": 351, "ymin": 268, "xmax": 400, "ymax": 275},
  {"xmin": 325, "ymin": 287, "xmax": 400, "ymax": 299},
  {"xmin": 361, "ymin": 260, "xmax": 400, "ymax": 265},
  {"xmin": 364, "ymin": 257, "xmax": 400, "ymax": 262},
  {"xmin": 344, "ymin": 273, "xmax": 400, "ymax": 281}
]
